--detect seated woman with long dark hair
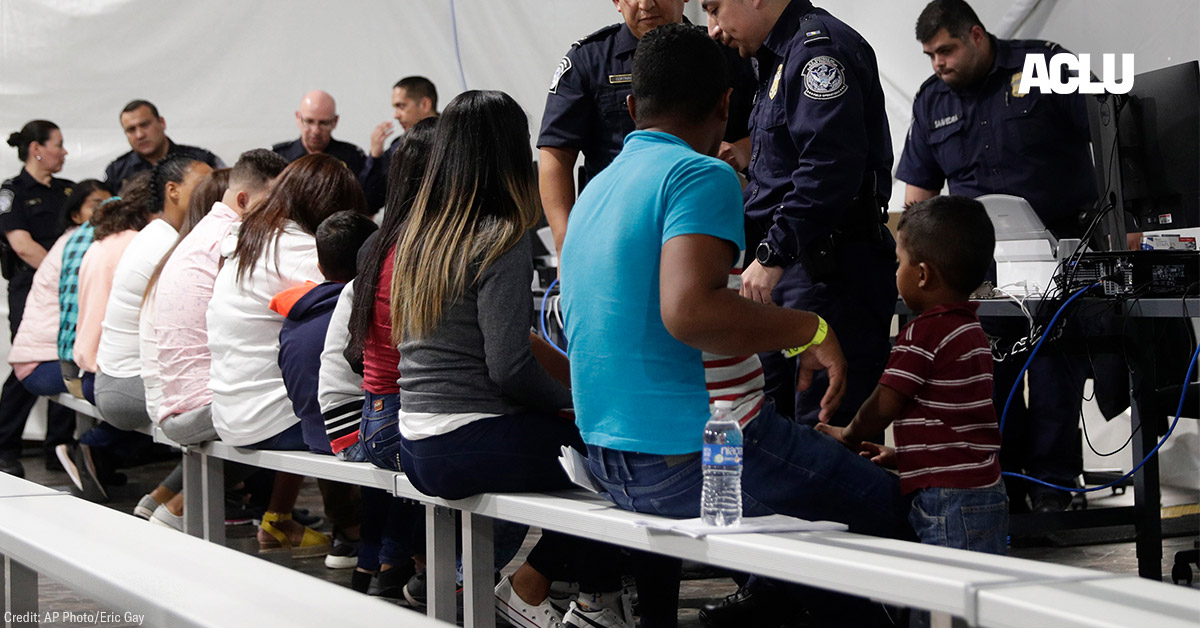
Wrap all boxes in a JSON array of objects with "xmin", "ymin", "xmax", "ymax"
[{"xmin": 390, "ymin": 91, "xmax": 629, "ymax": 628}]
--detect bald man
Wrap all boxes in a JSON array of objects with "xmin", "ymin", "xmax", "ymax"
[{"xmin": 272, "ymin": 90, "xmax": 368, "ymax": 175}]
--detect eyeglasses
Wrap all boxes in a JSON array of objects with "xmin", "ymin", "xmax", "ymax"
[{"xmin": 300, "ymin": 117, "xmax": 336, "ymax": 130}]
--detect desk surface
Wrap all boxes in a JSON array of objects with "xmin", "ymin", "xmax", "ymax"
[{"xmin": 894, "ymin": 297, "xmax": 1200, "ymax": 319}]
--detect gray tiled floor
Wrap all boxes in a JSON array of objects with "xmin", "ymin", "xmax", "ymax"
[{"xmin": 14, "ymin": 454, "xmax": 1200, "ymax": 627}]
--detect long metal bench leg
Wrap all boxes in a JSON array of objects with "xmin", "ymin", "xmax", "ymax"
[
  {"xmin": 5, "ymin": 556, "xmax": 37, "ymax": 627},
  {"xmin": 182, "ymin": 449, "xmax": 204, "ymax": 539},
  {"xmin": 463, "ymin": 512, "xmax": 495, "ymax": 628},
  {"xmin": 427, "ymin": 505, "xmax": 458, "ymax": 623},
  {"xmin": 201, "ymin": 455, "xmax": 225, "ymax": 545}
]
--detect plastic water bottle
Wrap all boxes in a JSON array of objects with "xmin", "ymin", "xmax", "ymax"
[{"xmin": 701, "ymin": 400, "xmax": 742, "ymax": 526}]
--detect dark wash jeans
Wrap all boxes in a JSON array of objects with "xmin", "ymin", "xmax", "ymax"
[
  {"xmin": 587, "ymin": 399, "xmax": 912, "ymax": 627},
  {"xmin": 399, "ymin": 411, "xmax": 623, "ymax": 592}
]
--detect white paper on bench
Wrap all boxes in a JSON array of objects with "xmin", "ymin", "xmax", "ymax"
[
  {"xmin": 559, "ymin": 446, "xmax": 604, "ymax": 493},
  {"xmin": 634, "ymin": 514, "xmax": 847, "ymax": 538}
]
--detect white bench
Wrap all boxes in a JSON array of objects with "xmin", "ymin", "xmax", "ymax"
[
  {"xmin": 155, "ymin": 430, "xmax": 1200, "ymax": 628},
  {"xmin": 0, "ymin": 472, "xmax": 447, "ymax": 628}
]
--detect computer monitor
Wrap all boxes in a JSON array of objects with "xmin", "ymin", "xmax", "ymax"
[{"xmin": 1087, "ymin": 60, "xmax": 1200, "ymax": 250}]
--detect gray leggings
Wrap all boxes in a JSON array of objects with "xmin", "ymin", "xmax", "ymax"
[
  {"xmin": 94, "ymin": 372, "xmax": 151, "ymax": 432},
  {"xmin": 160, "ymin": 404, "xmax": 218, "ymax": 445}
]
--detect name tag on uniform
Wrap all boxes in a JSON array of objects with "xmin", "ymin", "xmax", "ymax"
[
  {"xmin": 608, "ymin": 74, "xmax": 632, "ymax": 85},
  {"xmin": 25, "ymin": 197, "xmax": 41, "ymax": 206},
  {"xmin": 932, "ymin": 114, "xmax": 960, "ymax": 129}
]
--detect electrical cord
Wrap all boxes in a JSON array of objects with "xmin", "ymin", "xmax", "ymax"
[
  {"xmin": 539, "ymin": 276, "xmax": 568, "ymax": 357},
  {"xmin": 1003, "ymin": 340, "xmax": 1198, "ymax": 494}
]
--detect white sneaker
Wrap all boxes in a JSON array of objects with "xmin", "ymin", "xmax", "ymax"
[
  {"xmin": 149, "ymin": 503, "xmax": 184, "ymax": 532},
  {"xmin": 547, "ymin": 581, "xmax": 580, "ymax": 616},
  {"xmin": 562, "ymin": 600, "xmax": 634, "ymax": 628},
  {"xmin": 494, "ymin": 575, "xmax": 564, "ymax": 628}
]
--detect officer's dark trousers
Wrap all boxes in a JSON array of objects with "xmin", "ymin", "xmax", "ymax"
[
  {"xmin": 758, "ymin": 233, "xmax": 899, "ymax": 427},
  {"xmin": 0, "ymin": 271, "xmax": 76, "ymax": 461},
  {"xmin": 984, "ymin": 316, "xmax": 1089, "ymax": 502}
]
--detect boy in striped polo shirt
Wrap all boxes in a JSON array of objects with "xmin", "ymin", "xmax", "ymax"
[{"xmin": 818, "ymin": 195, "xmax": 1007, "ymax": 556}]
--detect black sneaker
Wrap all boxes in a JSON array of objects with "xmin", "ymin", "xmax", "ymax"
[
  {"xmin": 372, "ymin": 562, "xmax": 417, "ymax": 602},
  {"xmin": 55, "ymin": 443, "xmax": 109, "ymax": 503},
  {"xmin": 402, "ymin": 571, "xmax": 427, "ymax": 608},
  {"xmin": 0, "ymin": 456, "xmax": 24, "ymax": 478},
  {"xmin": 325, "ymin": 531, "xmax": 360, "ymax": 569},
  {"xmin": 698, "ymin": 585, "xmax": 804, "ymax": 628}
]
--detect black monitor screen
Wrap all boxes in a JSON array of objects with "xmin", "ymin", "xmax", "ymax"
[{"xmin": 1089, "ymin": 60, "xmax": 1200, "ymax": 245}]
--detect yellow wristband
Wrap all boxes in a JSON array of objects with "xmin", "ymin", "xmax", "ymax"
[{"xmin": 782, "ymin": 316, "xmax": 828, "ymax": 358}]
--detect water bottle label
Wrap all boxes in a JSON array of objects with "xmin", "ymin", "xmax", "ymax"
[{"xmin": 702, "ymin": 443, "xmax": 742, "ymax": 467}]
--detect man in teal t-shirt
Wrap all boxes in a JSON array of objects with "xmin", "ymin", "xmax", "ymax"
[{"xmin": 560, "ymin": 23, "xmax": 909, "ymax": 628}]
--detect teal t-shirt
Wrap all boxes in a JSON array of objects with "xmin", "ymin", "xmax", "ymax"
[{"xmin": 561, "ymin": 131, "xmax": 745, "ymax": 454}]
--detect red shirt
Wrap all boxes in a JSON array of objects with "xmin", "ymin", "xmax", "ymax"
[
  {"xmin": 880, "ymin": 302, "xmax": 1001, "ymax": 494},
  {"xmin": 361, "ymin": 245, "xmax": 401, "ymax": 395}
]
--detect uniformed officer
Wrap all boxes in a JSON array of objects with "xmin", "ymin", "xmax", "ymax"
[
  {"xmin": 362, "ymin": 77, "xmax": 440, "ymax": 210},
  {"xmin": 897, "ymin": 0, "xmax": 1096, "ymax": 513},
  {"xmin": 0, "ymin": 121, "xmax": 80, "ymax": 478},
  {"xmin": 699, "ymin": 2, "xmax": 899, "ymax": 625},
  {"xmin": 706, "ymin": 0, "xmax": 897, "ymax": 427},
  {"xmin": 273, "ymin": 90, "xmax": 369, "ymax": 173},
  {"xmin": 538, "ymin": 0, "xmax": 757, "ymax": 256},
  {"xmin": 104, "ymin": 99, "xmax": 223, "ymax": 190}
]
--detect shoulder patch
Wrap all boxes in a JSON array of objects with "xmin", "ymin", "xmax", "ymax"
[
  {"xmin": 549, "ymin": 56, "xmax": 572, "ymax": 94},
  {"xmin": 800, "ymin": 18, "xmax": 830, "ymax": 45},
  {"xmin": 0, "ymin": 188, "xmax": 13, "ymax": 215},
  {"xmin": 576, "ymin": 23, "xmax": 621, "ymax": 48},
  {"xmin": 802, "ymin": 55, "xmax": 848, "ymax": 100}
]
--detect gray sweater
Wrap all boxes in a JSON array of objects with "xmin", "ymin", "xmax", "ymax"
[{"xmin": 398, "ymin": 233, "xmax": 571, "ymax": 415}]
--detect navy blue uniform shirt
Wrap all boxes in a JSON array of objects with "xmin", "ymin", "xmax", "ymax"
[
  {"xmin": 0, "ymin": 168, "xmax": 74, "ymax": 276},
  {"xmin": 359, "ymin": 136, "xmax": 402, "ymax": 211},
  {"xmin": 896, "ymin": 38, "xmax": 1096, "ymax": 232},
  {"xmin": 744, "ymin": 0, "xmax": 893, "ymax": 260},
  {"xmin": 538, "ymin": 21, "xmax": 756, "ymax": 187},
  {"xmin": 104, "ymin": 138, "xmax": 223, "ymax": 190}
]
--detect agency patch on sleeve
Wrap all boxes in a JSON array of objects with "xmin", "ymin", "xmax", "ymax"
[
  {"xmin": 0, "ymin": 188, "xmax": 13, "ymax": 215},
  {"xmin": 802, "ymin": 55, "xmax": 848, "ymax": 101},
  {"xmin": 549, "ymin": 56, "xmax": 572, "ymax": 94}
]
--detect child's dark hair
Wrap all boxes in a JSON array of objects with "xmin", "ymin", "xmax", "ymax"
[
  {"xmin": 316, "ymin": 211, "xmax": 378, "ymax": 283},
  {"xmin": 230, "ymin": 148, "xmax": 288, "ymax": 193},
  {"xmin": 898, "ymin": 195, "xmax": 995, "ymax": 295},
  {"xmin": 91, "ymin": 171, "xmax": 154, "ymax": 240},
  {"xmin": 632, "ymin": 23, "xmax": 730, "ymax": 126},
  {"xmin": 59, "ymin": 179, "xmax": 113, "ymax": 231}
]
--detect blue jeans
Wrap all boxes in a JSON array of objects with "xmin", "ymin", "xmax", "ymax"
[
  {"xmin": 909, "ymin": 484, "xmax": 1009, "ymax": 555},
  {"xmin": 20, "ymin": 361, "xmax": 67, "ymax": 396},
  {"xmin": 360, "ymin": 391, "xmax": 402, "ymax": 471},
  {"xmin": 587, "ymin": 399, "xmax": 908, "ymax": 537},
  {"xmin": 587, "ymin": 399, "xmax": 909, "ymax": 627}
]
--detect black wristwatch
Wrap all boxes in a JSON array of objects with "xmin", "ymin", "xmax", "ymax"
[{"xmin": 755, "ymin": 241, "xmax": 789, "ymax": 267}]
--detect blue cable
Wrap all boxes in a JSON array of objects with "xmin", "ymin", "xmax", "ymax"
[
  {"xmin": 448, "ymin": 0, "xmax": 469, "ymax": 91},
  {"xmin": 1002, "ymin": 341, "xmax": 1198, "ymax": 494},
  {"xmin": 540, "ymin": 277, "xmax": 568, "ymax": 357},
  {"xmin": 999, "ymin": 282, "xmax": 1100, "ymax": 433}
]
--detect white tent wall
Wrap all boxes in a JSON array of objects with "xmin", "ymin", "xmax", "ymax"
[{"xmin": 1, "ymin": 1, "xmax": 1198, "ymax": 488}]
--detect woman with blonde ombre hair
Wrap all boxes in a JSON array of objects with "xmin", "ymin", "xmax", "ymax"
[{"xmin": 389, "ymin": 90, "xmax": 630, "ymax": 628}]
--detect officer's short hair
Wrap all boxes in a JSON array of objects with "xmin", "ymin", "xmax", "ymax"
[
  {"xmin": 316, "ymin": 210, "xmax": 378, "ymax": 283},
  {"xmin": 915, "ymin": 0, "xmax": 985, "ymax": 43},
  {"xmin": 395, "ymin": 76, "xmax": 438, "ymax": 111},
  {"xmin": 898, "ymin": 195, "xmax": 995, "ymax": 295},
  {"xmin": 230, "ymin": 149, "xmax": 288, "ymax": 193},
  {"xmin": 121, "ymin": 99, "xmax": 160, "ymax": 119},
  {"xmin": 632, "ymin": 23, "xmax": 730, "ymax": 126}
]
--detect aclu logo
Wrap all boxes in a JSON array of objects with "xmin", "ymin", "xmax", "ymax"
[{"xmin": 1018, "ymin": 53, "xmax": 1134, "ymax": 95}]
